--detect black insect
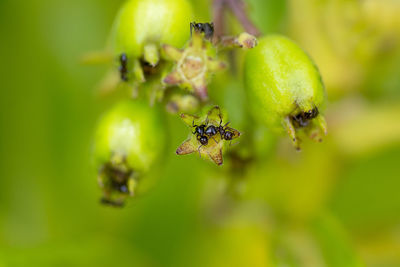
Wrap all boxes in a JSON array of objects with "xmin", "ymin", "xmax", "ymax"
[
  {"xmin": 197, "ymin": 135, "xmax": 208, "ymax": 146},
  {"xmin": 99, "ymin": 159, "xmax": 132, "ymax": 207},
  {"xmin": 190, "ymin": 22, "xmax": 214, "ymax": 40},
  {"xmin": 192, "ymin": 114, "xmax": 240, "ymax": 156},
  {"xmin": 119, "ymin": 53, "xmax": 129, "ymax": 81},
  {"xmin": 205, "ymin": 125, "xmax": 218, "ymax": 137},
  {"xmin": 193, "ymin": 122, "xmax": 219, "ymax": 140},
  {"xmin": 192, "ymin": 121, "xmax": 206, "ymax": 136},
  {"xmin": 223, "ymin": 130, "xmax": 235, "ymax": 141},
  {"xmin": 195, "ymin": 134, "xmax": 208, "ymax": 156},
  {"xmin": 103, "ymin": 161, "xmax": 132, "ymax": 194},
  {"xmin": 192, "ymin": 121, "xmax": 212, "ymax": 156},
  {"xmin": 304, "ymin": 108, "xmax": 319, "ymax": 120},
  {"xmin": 291, "ymin": 107, "xmax": 319, "ymax": 128},
  {"xmin": 216, "ymin": 118, "xmax": 240, "ymax": 143}
]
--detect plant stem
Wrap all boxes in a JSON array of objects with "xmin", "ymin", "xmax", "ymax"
[
  {"xmin": 213, "ymin": 0, "xmax": 261, "ymax": 39},
  {"xmin": 213, "ymin": 0, "xmax": 226, "ymax": 39}
]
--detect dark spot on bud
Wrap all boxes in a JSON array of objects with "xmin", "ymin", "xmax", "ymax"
[
  {"xmin": 140, "ymin": 58, "xmax": 163, "ymax": 76},
  {"xmin": 291, "ymin": 107, "xmax": 319, "ymax": 128},
  {"xmin": 100, "ymin": 158, "xmax": 133, "ymax": 196}
]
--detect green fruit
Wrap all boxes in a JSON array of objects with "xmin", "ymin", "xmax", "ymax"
[
  {"xmin": 93, "ymin": 100, "xmax": 167, "ymax": 205},
  {"xmin": 244, "ymin": 34, "xmax": 327, "ymax": 149},
  {"xmin": 112, "ymin": 0, "xmax": 193, "ymax": 65}
]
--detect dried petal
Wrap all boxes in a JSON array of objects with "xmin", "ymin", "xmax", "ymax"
[
  {"xmin": 206, "ymin": 106, "xmax": 222, "ymax": 124},
  {"xmin": 180, "ymin": 113, "xmax": 200, "ymax": 126},
  {"xmin": 237, "ymin": 32, "xmax": 258, "ymax": 49},
  {"xmin": 192, "ymin": 78, "xmax": 208, "ymax": 101},
  {"xmin": 282, "ymin": 116, "xmax": 300, "ymax": 150},
  {"xmin": 163, "ymin": 70, "xmax": 182, "ymax": 85},
  {"xmin": 176, "ymin": 138, "xmax": 196, "ymax": 155},
  {"xmin": 207, "ymin": 148, "xmax": 223, "ymax": 166}
]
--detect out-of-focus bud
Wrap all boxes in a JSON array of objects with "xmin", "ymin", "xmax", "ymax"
[
  {"xmin": 93, "ymin": 100, "xmax": 167, "ymax": 206},
  {"xmin": 244, "ymin": 35, "xmax": 327, "ymax": 150},
  {"xmin": 111, "ymin": 0, "xmax": 193, "ymax": 84},
  {"xmin": 162, "ymin": 32, "xmax": 227, "ymax": 101}
]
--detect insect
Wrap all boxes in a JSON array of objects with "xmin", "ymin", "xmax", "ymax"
[
  {"xmin": 190, "ymin": 22, "xmax": 214, "ymax": 40},
  {"xmin": 99, "ymin": 159, "xmax": 132, "ymax": 207},
  {"xmin": 103, "ymin": 161, "xmax": 133, "ymax": 194},
  {"xmin": 195, "ymin": 133, "xmax": 208, "ymax": 156},
  {"xmin": 192, "ymin": 121, "xmax": 206, "ymax": 136},
  {"xmin": 192, "ymin": 121, "xmax": 208, "ymax": 155},
  {"xmin": 193, "ymin": 121, "xmax": 219, "ymax": 139},
  {"xmin": 191, "ymin": 107, "xmax": 241, "ymax": 156},
  {"xmin": 222, "ymin": 129, "xmax": 235, "ymax": 141},
  {"xmin": 197, "ymin": 134, "xmax": 208, "ymax": 146},
  {"xmin": 205, "ymin": 125, "xmax": 218, "ymax": 137},
  {"xmin": 119, "ymin": 53, "xmax": 129, "ymax": 81},
  {"xmin": 216, "ymin": 117, "xmax": 240, "ymax": 144},
  {"xmin": 291, "ymin": 108, "xmax": 319, "ymax": 128}
]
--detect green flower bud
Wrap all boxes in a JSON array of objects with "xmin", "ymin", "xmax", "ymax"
[
  {"xmin": 244, "ymin": 35, "xmax": 327, "ymax": 150},
  {"xmin": 112, "ymin": 0, "xmax": 193, "ymax": 65},
  {"xmin": 93, "ymin": 100, "xmax": 167, "ymax": 206}
]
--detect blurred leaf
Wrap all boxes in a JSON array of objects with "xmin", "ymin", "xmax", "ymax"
[
  {"xmin": 329, "ymin": 146, "xmax": 400, "ymax": 232},
  {"xmin": 311, "ymin": 213, "xmax": 365, "ymax": 267},
  {"xmin": 246, "ymin": 0, "xmax": 287, "ymax": 34}
]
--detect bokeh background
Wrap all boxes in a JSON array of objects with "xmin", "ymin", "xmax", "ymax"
[{"xmin": 1, "ymin": 0, "xmax": 400, "ymax": 266}]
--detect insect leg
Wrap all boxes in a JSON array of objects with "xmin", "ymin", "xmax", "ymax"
[
  {"xmin": 190, "ymin": 22, "xmax": 195, "ymax": 37},
  {"xmin": 192, "ymin": 120, "xmax": 198, "ymax": 134},
  {"xmin": 197, "ymin": 144, "xmax": 203, "ymax": 157}
]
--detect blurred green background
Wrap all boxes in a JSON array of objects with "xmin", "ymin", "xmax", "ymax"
[{"xmin": 0, "ymin": 0, "xmax": 400, "ymax": 266}]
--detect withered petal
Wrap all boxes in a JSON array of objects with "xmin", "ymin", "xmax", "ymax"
[
  {"xmin": 176, "ymin": 139, "xmax": 196, "ymax": 155},
  {"xmin": 192, "ymin": 78, "xmax": 208, "ymax": 101},
  {"xmin": 237, "ymin": 32, "xmax": 258, "ymax": 49},
  {"xmin": 180, "ymin": 113, "xmax": 199, "ymax": 126},
  {"xmin": 163, "ymin": 70, "xmax": 183, "ymax": 85},
  {"xmin": 207, "ymin": 148, "xmax": 223, "ymax": 166}
]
